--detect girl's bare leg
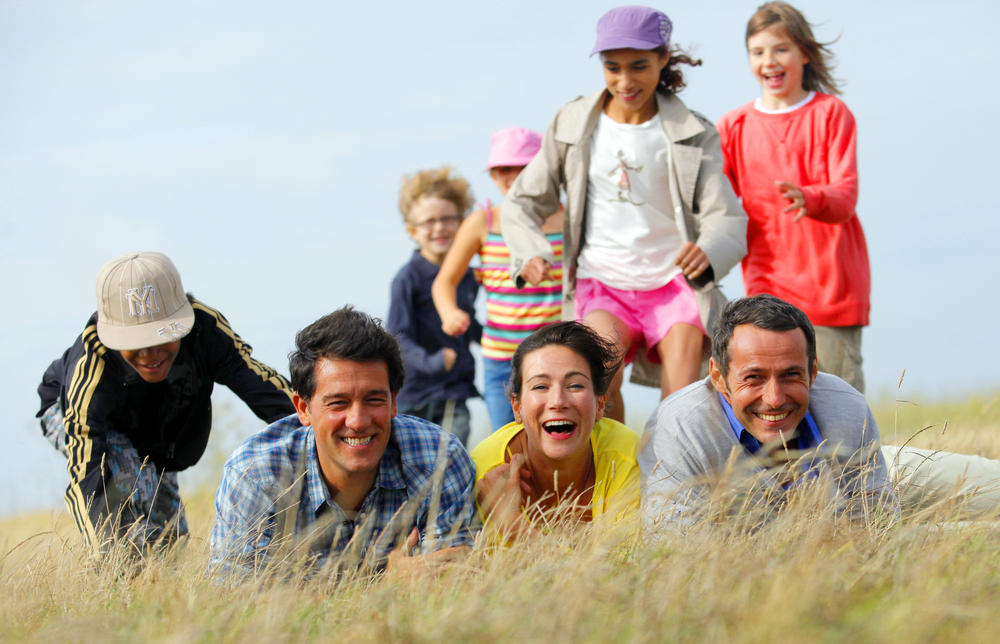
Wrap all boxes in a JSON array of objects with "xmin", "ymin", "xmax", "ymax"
[
  {"xmin": 583, "ymin": 310, "xmax": 633, "ymax": 423},
  {"xmin": 655, "ymin": 322, "xmax": 705, "ymax": 399}
]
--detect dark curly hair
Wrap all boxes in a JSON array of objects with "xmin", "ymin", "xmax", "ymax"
[
  {"xmin": 653, "ymin": 45, "xmax": 703, "ymax": 95},
  {"xmin": 289, "ymin": 305, "xmax": 405, "ymax": 400}
]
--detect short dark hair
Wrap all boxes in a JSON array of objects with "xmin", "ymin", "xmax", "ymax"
[
  {"xmin": 508, "ymin": 322, "xmax": 623, "ymax": 399},
  {"xmin": 289, "ymin": 306, "xmax": 405, "ymax": 400},
  {"xmin": 711, "ymin": 294, "xmax": 816, "ymax": 377}
]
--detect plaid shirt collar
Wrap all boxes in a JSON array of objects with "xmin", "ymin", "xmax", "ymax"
[{"xmin": 301, "ymin": 429, "xmax": 408, "ymax": 517}]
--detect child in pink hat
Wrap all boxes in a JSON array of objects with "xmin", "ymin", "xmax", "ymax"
[{"xmin": 432, "ymin": 127, "xmax": 564, "ymax": 432}]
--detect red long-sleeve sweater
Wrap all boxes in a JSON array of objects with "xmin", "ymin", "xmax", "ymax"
[{"xmin": 717, "ymin": 92, "xmax": 870, "ymax": 327}]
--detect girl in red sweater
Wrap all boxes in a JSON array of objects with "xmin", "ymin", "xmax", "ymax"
[{"xmin": 718, "ymin": 2, "xmax": 871, "ymax": 392}]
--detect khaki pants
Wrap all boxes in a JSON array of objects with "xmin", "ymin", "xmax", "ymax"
[
  {"xmin": 815, "ymin": 325, "xmax": 865, "ymax": 393},
  {"xmin": 882, "ymin": 445, "xmax": 1000, "ymax": 516}
]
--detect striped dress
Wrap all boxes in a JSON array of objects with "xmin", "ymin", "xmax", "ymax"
[{"xmin": 478, "ymin": 212, "xmax": 563, "ymax": 361}]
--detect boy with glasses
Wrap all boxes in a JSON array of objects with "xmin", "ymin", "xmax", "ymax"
[{"xmin": 387, "ymin": 167, "xmax": 481, "ymax": 445}]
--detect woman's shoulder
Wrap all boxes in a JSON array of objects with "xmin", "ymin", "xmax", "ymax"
[
  {"xmin": 591, "ymin": 417, "xmax": 641, "ymax": 456},
  {"xmin": 469, "ymin": 422, "xmax": 523, "ymax": 476}
]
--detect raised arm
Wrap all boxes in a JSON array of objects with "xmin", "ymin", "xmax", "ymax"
[
  {"xmin": 502, "ymin": 115, "xmax": 565, "ymax": 287},
  {"xmin": 797, "ymin": 102, "xmax": 858, "ymax": 224},
  {"xmin": 432, "ymin": 209, "xmax": 486, "ymax": 337}
]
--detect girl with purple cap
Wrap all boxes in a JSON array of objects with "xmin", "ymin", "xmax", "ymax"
[
  {"xmin": 432, "ymin": 127, "xmax": 564, "ymax": 432},
  {"xmin": 502, "ymin": 6, "xmax": 747, "ymax": 421}
]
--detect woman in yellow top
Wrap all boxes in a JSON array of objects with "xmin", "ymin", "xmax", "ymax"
[{"xmin": 470, "ymin": 321, "xmax": 640, "ymax": 536}]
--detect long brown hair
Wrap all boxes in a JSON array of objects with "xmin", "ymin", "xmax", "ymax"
[{"xmin": 746, "ymin": 2, "xmax": 841, "ymax": 95}]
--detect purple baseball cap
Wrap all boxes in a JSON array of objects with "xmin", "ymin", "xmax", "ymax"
[{"xmin": 590, "ymin": 5, "xmax": 673, "ymax": 56}]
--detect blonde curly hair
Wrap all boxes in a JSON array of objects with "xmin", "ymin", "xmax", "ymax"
[{"xmin": 398, "ymin": 166, "xmax": 474, "ymax": 223}]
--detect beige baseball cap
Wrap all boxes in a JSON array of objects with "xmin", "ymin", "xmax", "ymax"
[{"xmin": 95, "ymin": 251, "xmax": 195, "ymax": 351}]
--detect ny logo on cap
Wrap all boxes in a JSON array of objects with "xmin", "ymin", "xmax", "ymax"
[
  {"xmin": 126, "ymin": 285, "xmax": 160, "ymax": 318},
  {"xmin": 157, "ymin": 321, "xmax": 189, "ymax": 340}
]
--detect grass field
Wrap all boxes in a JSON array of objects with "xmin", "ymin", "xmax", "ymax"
[{"xmin": 2, "ymin": 390, "xmax": 998, "ymax": 643}]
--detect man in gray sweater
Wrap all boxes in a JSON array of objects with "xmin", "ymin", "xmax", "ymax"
[{"xmin": 639, "ymin": 294, "xmax": 897, "ymax": 524}]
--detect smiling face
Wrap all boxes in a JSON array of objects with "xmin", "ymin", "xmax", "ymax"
[
  {"xmin": 118, "ymin": 341, "xmax": 181, "ymax": 383},
  {"xmin": 512, "ymin": 344, "xmax": 606, "ymax": 466},
  {"xmin": 747, "ymin": 25, "xmax": 810, "ymax": 110},
  {"xmin": 406, "ymin": 194, "xmax": 461, "ymax": 265},
  {"xmin": 710, "ymin": 324, "xmax": 817, "ymax": 443},
  {"xmin": 294, "ymin": 358, "xmax": 396, "ymax": 496},
  {"xmin": 600, "ymin": 48, "xmax": 668, "ymax": 124}
]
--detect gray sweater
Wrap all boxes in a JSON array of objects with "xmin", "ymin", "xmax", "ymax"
[{"xmin": 639, "ymin": 373, "xmax": 897, "ymax": 523}]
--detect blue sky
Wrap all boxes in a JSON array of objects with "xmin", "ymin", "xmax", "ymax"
[{"xmin": 2, "ymin": 0, "xmax": 997, "ymax": 515}]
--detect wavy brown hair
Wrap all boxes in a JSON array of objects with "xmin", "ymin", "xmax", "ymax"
[
  {"xmin": 746, "ymin": 2, "xmax": 841, "ymax": 95},
  {"xmin": 653, "ymin": 45, "xmax": 703, "ymax": 95}
]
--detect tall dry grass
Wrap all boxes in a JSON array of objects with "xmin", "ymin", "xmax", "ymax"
[{"xmin": 2, "ymin": 391, "xmax": 999, "ymax": 643}]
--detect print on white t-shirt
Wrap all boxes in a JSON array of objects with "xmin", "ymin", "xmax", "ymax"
[{"xmin": 578, "ymin": 112, "xmax": 682, "ymax": 291}]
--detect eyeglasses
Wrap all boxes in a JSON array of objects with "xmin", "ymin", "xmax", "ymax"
[{"xmin": 410, "ymin": 215, "xmax": 460, "ymax": 230}]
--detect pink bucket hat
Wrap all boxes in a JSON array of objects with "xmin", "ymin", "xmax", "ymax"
[{"xmin": 486, "ymin": 127, "xmax": 542, "ymax": 169}]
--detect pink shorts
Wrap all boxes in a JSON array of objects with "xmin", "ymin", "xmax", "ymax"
[{"xmin": 575, "ymin": 274, "xmax": 705, "ymax": 364}]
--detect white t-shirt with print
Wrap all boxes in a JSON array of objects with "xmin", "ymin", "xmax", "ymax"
[{"xmin": 577, "ymin": 111, "xmax": 682, "ymax": 291}]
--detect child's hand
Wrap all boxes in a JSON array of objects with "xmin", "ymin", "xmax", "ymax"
[
  {"xmin": 520, "ymin": 256, "xmax": 554, "ymax": 285},
  {"xmin": 440, "ymin": 309, "xmax": 470, "ymax": 337},
  {"xmin": 442, "ymin": 348, "xmax": 457, "ymax": 372},
  {"xmin": 674, "ymin": 242, "xmax": 710, "ymax": 279},
  {"xmin": 777, "ymin": 181, "xmax": 807, "ymax": 222}
]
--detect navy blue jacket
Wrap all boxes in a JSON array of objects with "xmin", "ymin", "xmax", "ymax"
[{"xmin": 387, "ymin": 251, "xmax": 481, "ymax": 407}]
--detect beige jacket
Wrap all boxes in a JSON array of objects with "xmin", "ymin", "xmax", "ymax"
[{"xmin": 502, "ymin": 89, "xmax": 747, "ymax": 387}]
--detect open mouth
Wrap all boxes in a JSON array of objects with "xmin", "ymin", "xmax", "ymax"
[
  {"xmin": 542, "ymin": 420, "xmax": 577, "ymax": 438},
  {"xmin": 341, "ymin": 435, "xmax": 374, "ymax": 447},
  {"xmin": 763, "ymin": 71, "xmax": 785, "ymax": 88},
  {"xmin": 755, "ymin": 410, "xmax": 790, "ymax": 422}
]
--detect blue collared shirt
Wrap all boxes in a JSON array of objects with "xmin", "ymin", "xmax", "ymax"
[
  {"xmin": 718, "ymin": 393, "xmax": 822, "ymax": 455},
  {"xmin": 209, "ymin": 413, "xmax": 478, "ymax": 576}
]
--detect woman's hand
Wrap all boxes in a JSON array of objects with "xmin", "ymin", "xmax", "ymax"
[
  {"xmin": 777, "ymin": 181, "xmax": 807, "ymax": 222},
  {"xmin": 476, "ymin": 453, "xmax": 533, "ymax": 535},
  {"xmin": 674, "ymin": 242, "xmax": 710, "ymax": 279},
  {"xmin": 520, "ymin": 256, "xmax": 554, "ymax": 286}
]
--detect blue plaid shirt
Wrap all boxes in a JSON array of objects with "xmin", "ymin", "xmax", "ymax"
[{"xmin": 209, "ymin": 413, "xmax": 477, "ymax": 576}]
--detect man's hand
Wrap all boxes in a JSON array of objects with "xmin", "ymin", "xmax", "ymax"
[
  {"xmin": 674, "ymin": 242, "xmax": 710, "ymax": 279},
  {"xmin": 386, "ymin": 527, "xmax": 470, "ymax": 573},
  {"xmin": 440, "ymin": 309, "xmax": 471, "ymax": 337},
  {"xmin": 777, "ymin": 181, "xmax": 807, "ymax": 222},
  {"xmin": 442, "ymin": 348, "xmax": 457, "ymax": 372},
  {"xmin": 520, "ymin": 256, "xmax": 554, "ymax": 286}
]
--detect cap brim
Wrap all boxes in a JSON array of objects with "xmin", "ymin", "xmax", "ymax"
[
  {"xmin": 97, "ymin": 300, "xmax": 195, "ymax": 350},
  {"xmin": 590, "ymin": 36, "xmax": 663, "ymax": 56}
]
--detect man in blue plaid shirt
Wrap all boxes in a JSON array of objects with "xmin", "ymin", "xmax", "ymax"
[{"xmin": 209, "ymin": 306, "xmax": 478, "ymax": 577}]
